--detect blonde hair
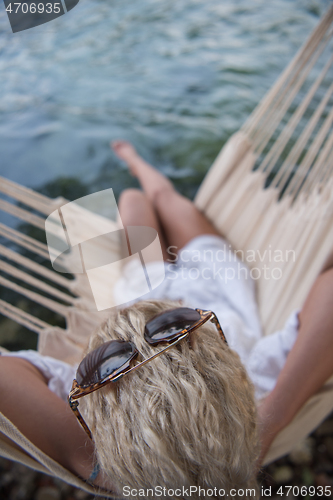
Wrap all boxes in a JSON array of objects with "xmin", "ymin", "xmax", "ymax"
[{"xmin": 82, "ymin": 300, "xmax": 259, "ymax": 499}]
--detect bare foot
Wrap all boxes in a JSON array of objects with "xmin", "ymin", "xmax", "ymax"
[
  {"xmin": 111, "ymin": 139, "xmax": 174, "ymax": 202},
  {"xmin": 111, "ymin": 140, "xmax": 138, "ymax": 163}
]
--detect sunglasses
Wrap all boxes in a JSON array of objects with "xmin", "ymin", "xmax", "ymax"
[{"xmin": 68, "ymin": 307, "xmax": 227, "ymax": 439}]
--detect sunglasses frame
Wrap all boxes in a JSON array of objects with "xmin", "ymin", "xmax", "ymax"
[{"xmin": 68, "ymin": 308, "xmax": 227, "ymax": 439}]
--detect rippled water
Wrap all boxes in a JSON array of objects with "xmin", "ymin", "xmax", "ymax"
[{"xmin": 0, "ymin": 0, "xmax": 330, "ymax": 199}]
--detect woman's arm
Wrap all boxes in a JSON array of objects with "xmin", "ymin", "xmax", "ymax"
[
  {"xmin": 0, "ymin": 356, "xmax": 94, "ymax": 476},
  {"xmin": 0, "ymin": 356, "xmax": 113, "ymax": 490},
  {"xmin": 257, "ymin": 267, "xmax": 333, "ymax": 466}
]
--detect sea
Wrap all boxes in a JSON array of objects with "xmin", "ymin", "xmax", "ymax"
[{"xmin": 0, "ymin": 0, "xmax": 330, "ymax": 200}]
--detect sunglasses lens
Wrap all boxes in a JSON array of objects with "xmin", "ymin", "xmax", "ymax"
[
  {"xmin": 76, "ymin": 340, "xmax": 137, "ymax": 388},
  {"xmin": 145, "ymin": 307, "xmax": 201, "ymax": 345}
]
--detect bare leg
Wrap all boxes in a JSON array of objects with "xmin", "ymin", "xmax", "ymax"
[
  {"xmin": 258, "ymin": 267, "xmax": 333, "ymax": 465},
  {"xmin": 112, "ymin": 141, "xmax": 174, "ymax": 202},
  {"xmin": 118, "ymin": 188, "xmax": 169, "ymax": 261},
  {"xmin": 112, "ymin": 141, "xmax": 220, "ymax": 252}
]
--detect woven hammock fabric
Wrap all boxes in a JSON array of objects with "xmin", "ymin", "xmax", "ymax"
[{"xmin": 195, "ymin": 5, "xmax": 333, "ymax": 335}]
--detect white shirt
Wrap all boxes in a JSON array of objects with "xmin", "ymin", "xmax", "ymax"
[{"xmin": 2, "ymin": 235, "xmax": 299, "ymax": 401}]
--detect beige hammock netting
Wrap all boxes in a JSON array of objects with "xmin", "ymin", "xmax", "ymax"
[{"xmin": 0, "ymin": 5, "xmax": 333, "ymax": 495}]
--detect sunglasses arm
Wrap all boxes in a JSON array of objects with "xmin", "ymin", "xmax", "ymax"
[
  {"xmin": 68, "ymin": 392, "xmax": 93, "ymax": 440},
  {"xmin": 209, "ymin": 312, "xmax": 228, "ymax": 345}
]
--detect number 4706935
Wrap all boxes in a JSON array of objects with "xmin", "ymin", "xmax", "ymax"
[
  {"xmin": 5, "ymin": 3, "xmax": 61, "ymax": 14},
  {"xmin": 276, "ymin": 485, "xmax": 331, "ymax": 496}
]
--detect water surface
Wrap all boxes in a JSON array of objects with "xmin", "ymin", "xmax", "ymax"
[{"xmin": 0, "ymin": 0, "xmax": 329, "ymax": 200}]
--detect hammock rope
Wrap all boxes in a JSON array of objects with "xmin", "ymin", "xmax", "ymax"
[
  {"xmin": 0, "ymin": 244, "xmax": 75, "ymax": 291},
  {"xmin": 0, "ymin": 299, "xmax": 52, "ymax": 334},
  {"xmin": 259, "ymin": 53, "xmax": 333, "ymax": 182}
]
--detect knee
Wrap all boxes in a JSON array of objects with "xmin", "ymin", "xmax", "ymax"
[
  {"xmin": 151, "ymin": 183, "xmax": 176, "ymax": 207},
  {"xmin": 118, "ymin": 188, "xmax": 145, "ymax": 211}
]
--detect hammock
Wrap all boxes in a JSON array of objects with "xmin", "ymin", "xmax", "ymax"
[
  {"xmin": 195, "ymin": 4, "xmax": 333, "ymax": 335},
  {"xmin": 1, "ymin": 5, "xmax": 333, "ymax": 494}
]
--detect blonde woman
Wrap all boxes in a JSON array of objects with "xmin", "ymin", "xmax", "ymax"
[{"xmin": 0, "ymin": 141, "xmax": 333, "ymax": 498}]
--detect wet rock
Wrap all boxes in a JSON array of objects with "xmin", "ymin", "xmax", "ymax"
[
  {"xmin": 272, "ymin": 465, "xmax": 294, "ymax": 483},
  {"xmin": 53, "ymin": 478, "xmax": 73, "ymax": 495},
  {"xmin": 324, "ymin": 436, "xmax": 333, "ymax": 460},
  {"xmin": 35, "ymin": 486, "xmax": 61, "ymax": 500},
  {"xmin": 317, "ymin": 443, "xmax": 327, "ymax": 454},
  {"xmin": 315, "ymin": 472, "xmax": 332, "ymax": 487},
  {"xmin": 315, "ymin": 420, "xmax": 333, "ymax": 437},
  {"xmin": 0, "ymin": 457, "xmax": 9, "ymax": 469},
  {"xmin": 301, "ymin": 466, "xmax": 314, "ymax": 486},
  {"xmin": 74, "ymin": 490, "xmax": 92, "ymax": 499},
  {"xmin": 289, "ymin": 437, "xmax": 314, "ymax": 465}
]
